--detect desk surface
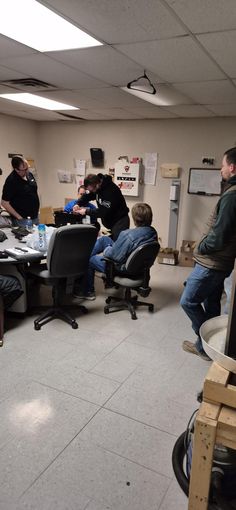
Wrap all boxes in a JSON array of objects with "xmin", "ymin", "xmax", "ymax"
[{"xmin": 0, "ymin": 228, "xmax": 45, "ymax": 263}]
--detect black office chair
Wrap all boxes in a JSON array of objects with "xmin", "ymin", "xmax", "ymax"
[
  {"xmin": 28, "ymin": 224, "xmax": 97, "ymax": 330},
  {"xmin": 103, "ymin": 241, "xmax": 160, "ymax": 320}
]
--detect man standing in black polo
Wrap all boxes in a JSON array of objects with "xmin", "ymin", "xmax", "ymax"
[
  {"xmin": 74, "ymin": 173, "xmax": 129, "ymax": 240},
  {"xmin": 1, "ymin": 156, "xmax": 39, "ymax": 226}
]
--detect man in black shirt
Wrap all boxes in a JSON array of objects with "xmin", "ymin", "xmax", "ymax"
[
  {"xmin": 1, "ymin": 156, "xmax": 39, "ymax": 226},
  {"xmin": 74, "ymin": 173, "xmax": 129, "ymax": 240}
]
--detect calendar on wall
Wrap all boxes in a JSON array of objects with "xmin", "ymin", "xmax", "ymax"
[{"xmin": 114, "ymin": 162, "xmax": 140, "ymax": 196}]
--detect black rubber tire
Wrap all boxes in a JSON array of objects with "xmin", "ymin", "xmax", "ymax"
[
  {"xmin": 34, "ymin": 323, "xmax": 41, "ymax": 331},
  {"xmin": 72, "ymin": 321, "xmax": 78, "ymax": 329},
  {"xmin": 106, "ymin": 297, "xmax": 112, "ymax": 304}
]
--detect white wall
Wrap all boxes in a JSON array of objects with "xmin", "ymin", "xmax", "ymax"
[
  {"xmin": 0, "ymin": 113, "xmax": 39, "ymax": 197},
  {"xmin": 37, "ymin": 117, "xmax": 236, "ymax": 247}
]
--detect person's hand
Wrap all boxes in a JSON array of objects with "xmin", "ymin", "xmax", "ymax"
[
  {"xmin": 72, "ymin": 204, "xmax": 80, "ymax": 213},
  {"xmin": 72, "ymin": 205, "xmax": 86, "ymax": 215}
]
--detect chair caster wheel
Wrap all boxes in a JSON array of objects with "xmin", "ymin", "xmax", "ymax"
[
  {"xmin": 34, "ymin": 323, "xmax": 41, "ymax": 330},
  {"xmin": 131, "ymin": 314, "xmax": 137, "ymax": 320},
  {"xmin": 148, "ymin": 304, "xmax": 154, "ymax": 312},
  {"xmin": 106, "ymin": 297, "xmax": 112, "ymax": 304},
  {"xmin": 72, "ymin": 321, "xmax": 78, "ymax": 329},
  {"xmin": 104, "ymin": 306, "xmax": 109, "ymax": 314}
]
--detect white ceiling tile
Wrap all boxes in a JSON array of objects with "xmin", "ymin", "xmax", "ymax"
[
  {"xmin": 76, "ymin": 109, "xmax": 113, "ymax": 120},
  {"xmin": 38, "ymin": 90, "xmax": 108, "ymax": 109},
  {"xmin": 165, "ymin": 105, "xmax": 215, "ymax": 117},
  {"xmin": 0, "ymin": 35, "xmax": 36, "ymax": 60},
  {"xmin": 173, "ymin": 80, "xmax": 236, "ymax": 104},
  {"xmin": 75, "ymin": 87, "xmax": 158, "ymax": 108},
  {"xmin": 205, "ymin": 104, "xmax": 236, "ymax": 116},
  {"xmin": 197, "ymin": 31, "xmax": 236, "ymax": 78},
  {"xmin": 125, "ymin": 107, "xmax": 177, "ymax": 118},
  {"xmin": 0, "ymin": 54, "xmax": 108, "ymax": 89},
  {"xmin": 93, "ymin": 108, "xmax": 142, "ymax": 119},
  {"xmin": 0, "ymin": 65, "xmax": 28, "ymax": 82},
  {"xmin": 43, "ymin": 0, "xmax": 186, "ymax": 44},
  {"xmin": 116, "ymin": 37, "xmax": 225, "ymax": 82},
  {"xmin": 47, "ymin": 46, "xmax": 160, "ymax": 86},
  {"xmin": 165, "ymin": 0, "xmax": 236, "ymax": 33}
]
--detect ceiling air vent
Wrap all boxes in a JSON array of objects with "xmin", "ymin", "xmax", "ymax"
[
  {"xmin": 57, "ymin": 112, "xmax": 85, "ymax": 121},
  {"xmin": 1, "ymin": 78, "xmax": 56, "ymax": 90}
]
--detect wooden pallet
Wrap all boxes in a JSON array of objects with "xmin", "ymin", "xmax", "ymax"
[{"xmin": 188, "ymin": 362, "xmax": 236, "ymax": 510}]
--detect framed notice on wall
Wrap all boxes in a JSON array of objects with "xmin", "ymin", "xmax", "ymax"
[{"xmin": 188, "ymin": 168, "xmax": 222, "ymax": 196}]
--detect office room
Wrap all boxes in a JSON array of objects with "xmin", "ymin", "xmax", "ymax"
[{"xmin": 1, "ymin": 1, "xmax": 236, "ymax": 509}]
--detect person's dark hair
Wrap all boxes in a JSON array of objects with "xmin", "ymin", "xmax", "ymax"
[
  {"xmin": 11, "ymin": 156, "xmax": 24, "ymax": 170},
  {"xmin": 132, "ymin": 203, "xmax": 153, "ymax": 227},
  {"xmin": 84, "ymin": 174, "xmax": 100, "ymax": 188},
  {"xmin": 78, "ymin": 185, "xmax": 85, "ymax": 193},
  {"xmin": 224, "ymin": 147, "xmax": 236, "ymax": 165}
]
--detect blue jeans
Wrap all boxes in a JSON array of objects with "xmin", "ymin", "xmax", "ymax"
[
  {"xmin": 180, "ymin": 263, "xmax": 230, "ymax": 353},
  {"xmin": 87, "ymin": 236, "xmax": 113, "ymax": 292}
]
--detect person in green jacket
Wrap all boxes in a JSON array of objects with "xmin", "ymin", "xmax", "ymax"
[{"xmin": 181, "ymin": 147, "xmax": 236, "ymax": 360}]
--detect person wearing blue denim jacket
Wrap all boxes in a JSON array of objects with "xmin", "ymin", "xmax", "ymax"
[{"xmin": 74, "ymin": 203, "xmax": 157, "ymax": 300}]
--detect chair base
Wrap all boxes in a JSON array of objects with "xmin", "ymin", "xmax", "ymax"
[
  {"xmin": 104, "ymin": 291, "xmax": 154, "ymax": 320},
  {"xmin": 34, "ymin": 305, "xmax": 87, "ymax": 330}
]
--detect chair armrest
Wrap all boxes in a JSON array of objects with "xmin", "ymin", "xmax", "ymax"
[{"xmin": 102, "ymin": 256, "xmax": 116, "ymax": 288}]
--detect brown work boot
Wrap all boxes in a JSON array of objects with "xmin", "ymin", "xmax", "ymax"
[{"xmin": 182, "ymin": 341, "xmax": 211, "ymax": 361}]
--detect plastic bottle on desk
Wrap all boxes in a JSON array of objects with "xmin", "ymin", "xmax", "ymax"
[
  {"xmin": 38, "ymin": 224, "xmax": 47, "ymax": 252},
  {"xmin": 26, "ymin": 216, "xmax": 33, "ymax": 232}
]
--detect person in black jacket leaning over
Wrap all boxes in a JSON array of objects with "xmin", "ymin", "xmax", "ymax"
[
  {"xmin": 73, "ymin": 173, "xmax": 129, "ymax": 240},
  {"xmin": 181, "ymin": 146, "xmax": 236, "ymax": 360}
]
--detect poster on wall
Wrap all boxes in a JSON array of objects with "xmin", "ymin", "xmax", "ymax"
[
  {"xmin": 57, "ymin": 170, "xmax": 74, "ymax": 183},
  {"xmin": 144, "ymin": 152, "xmax": 158, "ymax": 185},
  {"xmin": 114, "ymin": 161, "xmax": 140, "ymax": 196},
  {"xmin": 26, "ymin": 158, "xmax": 37, "ymax": 180}
]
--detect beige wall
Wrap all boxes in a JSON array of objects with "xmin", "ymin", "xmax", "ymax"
[
  {"xmin": 37, "ymin": 117, "xmax": 236, "ymax": 247},
  {"xmin": 0, "ymin": 114, "xmax": 235, "ymax": 248},
  {"xmin": 0, "ymin": 113, "xmax": 39, "ymax": 197}
]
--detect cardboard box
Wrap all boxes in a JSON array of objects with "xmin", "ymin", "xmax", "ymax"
[
  {"xmin": 179, "ymin": 252, "xmax": 195, "ymax": 267},
  {"xmin": 158, "ymin": 250, "xmax": 178, "ymax": 266},
  {"xmin": 179, "ymin": 240, "xmax": 195, "ymax": 267}
]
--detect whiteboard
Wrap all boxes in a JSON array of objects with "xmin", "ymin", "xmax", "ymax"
[{"xmin": 188, "ymin": 168, "xmax": 222, "ymax": 196}]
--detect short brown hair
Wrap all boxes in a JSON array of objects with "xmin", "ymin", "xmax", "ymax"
[
  {"xmin": 132, "ymin": 203, "xmax": 153, "ymax": 227},
  {"xmin": 84, "ymin": 174, "xmax": 100, "ymax": 187}
]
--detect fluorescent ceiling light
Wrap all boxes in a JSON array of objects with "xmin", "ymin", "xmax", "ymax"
[
  {"xmin": 121, "ymin": 85, "xmax": 193, "ymax": 106},
  {"xmin": 0, "ymin": 0, "xmax": 102, "ymax": 52},
  {"xmin": 0, "ymin": 93, "xmax": 79, "ymax": 110}
]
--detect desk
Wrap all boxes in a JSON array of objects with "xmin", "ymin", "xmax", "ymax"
[{"xmin": 0, "ymin": 228, "xmax": 44, "ymax": 313}]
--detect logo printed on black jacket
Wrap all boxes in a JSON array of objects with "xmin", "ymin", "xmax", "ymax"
[{"xmin": 98, "ymin": 198, "xmax": 111, "ymax": 208}]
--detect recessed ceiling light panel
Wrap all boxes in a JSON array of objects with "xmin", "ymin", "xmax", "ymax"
[
  {"xmin": 0, "ymin": 0, "xmax": 102, "ymax": 51},
  {"xmin": 0, "ymin": 93, "xmax": 79, "ymax": 110}
]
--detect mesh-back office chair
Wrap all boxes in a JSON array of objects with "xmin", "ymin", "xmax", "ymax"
[
  {"xmin": 29, "ymin": 225, "xmax": 97, "ymax": 330},
  {"xmin": 103, "ymin": 241, "xmax": 160, "ymax": 320}
]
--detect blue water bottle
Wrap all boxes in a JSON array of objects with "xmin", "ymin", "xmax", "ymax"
[{"xmin": 38, "ymin": 224, "xmax": 47, "ymax": 252}]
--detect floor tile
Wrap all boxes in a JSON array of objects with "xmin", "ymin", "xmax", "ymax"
[
  {"xmin": 78, "ymin": 408, "xmax": 175, "ymax": 477},
  {"xmin": 34, "ymin": 357, "xmax": 121, "ymax": 405},
  {"xmin": 158, "ymin": 479, "xmax": 188, "ymax": 510},
  {"xmin": 0, "ymin": 381, "xmax": 98, "ymax": 502},
  {"xmin": 19, "ymin": 439, "xmax": 171, "ymax": 510}
]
